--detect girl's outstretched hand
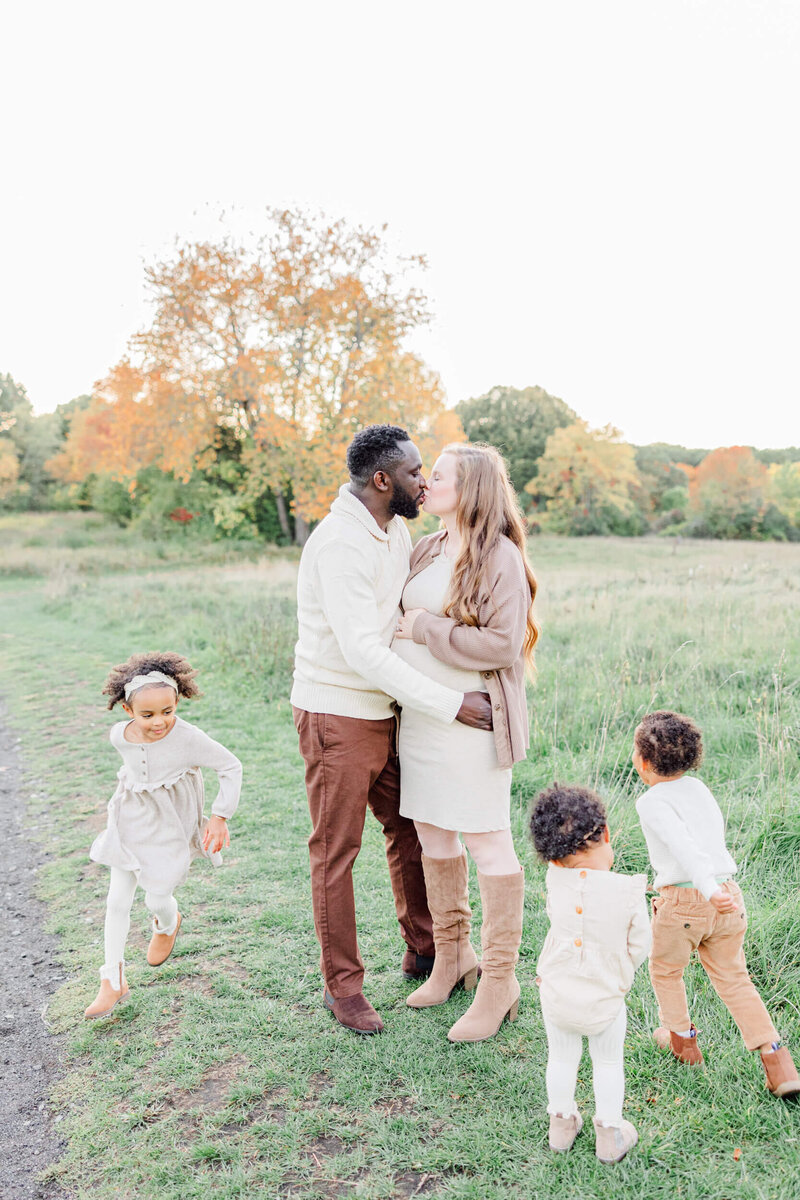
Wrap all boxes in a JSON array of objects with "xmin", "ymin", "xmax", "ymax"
[{"xmin": 204, "ymin": 815, "xmax": 230, "ymax": 854}]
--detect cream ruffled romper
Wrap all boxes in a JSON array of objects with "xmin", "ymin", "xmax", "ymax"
[
  {"xmin": 89, "ymin": 715, "xmax": 242, "ymax": 988},
  {"xmin": 91, "ymin": 715, "xmax": 242, "ymax": 892}
]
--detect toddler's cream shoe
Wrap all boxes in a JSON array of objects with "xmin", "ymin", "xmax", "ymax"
[
  {"xmin": 549, "ymin": 1112, "xmax": 583, "ymax": 1152},
  {"xmin": 593, "ymin": 1117, "xmax": 638, "ymax": 1164}
]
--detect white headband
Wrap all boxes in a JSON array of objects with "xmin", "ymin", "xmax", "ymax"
[{"xmin": 124, "ymin": 671, "xmax": 179, "ymax": 701}]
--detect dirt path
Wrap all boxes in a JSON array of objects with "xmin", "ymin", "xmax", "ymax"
[{"xmin": 0, "ymin": 711, "xmax": 68, "ymax": 1199}]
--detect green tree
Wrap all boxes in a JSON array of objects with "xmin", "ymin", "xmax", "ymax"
[
  {"xmin": 0, "ymin": 439, "xmax": 18, "ymax": 500},
  {"xmin": 684, "ymin": 446, "xmax": 768, "ymax": 539},
  {"xmin": 767, "ymin": 462, "xmax": 800, "ymax": 528},
  {"xmin": 0, "ymin": 373, "xmax": 63, "ymax": 508},
  {"xmin": 532, "ymin": 421, "xmax": 643, "ymax": 535},
  {"xmin": 754, "ymin": 446, "xmax": 800, "ymax": 466},
  {"xmin": 633, "ymin": 443, "xmax": 709, "ymax": 516},
  {"xmin": 455, "ymin": 385, "xmax": 576, "ymax": 499}
]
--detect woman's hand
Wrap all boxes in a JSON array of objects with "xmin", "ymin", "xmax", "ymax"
[
  {"xmin": 395, "ymin": 608, "xmax": 426, "ymax": 639},
  {"xmin": 203, "ymin": 815, "xmax": 230, "ymax": 854}
]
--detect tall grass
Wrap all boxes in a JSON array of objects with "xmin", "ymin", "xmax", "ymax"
[
  {"xmin": 0, "ymin": 528, "xmax": 798, "ymax": 1199},
  {"xmin": 0, "ymin": 511, "xmax": 293, "ymax": 578}
]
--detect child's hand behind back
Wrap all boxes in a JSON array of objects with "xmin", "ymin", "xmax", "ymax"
[{"xmin": 710, "ymin": 889, "xmax": 738, "ymax": 914}]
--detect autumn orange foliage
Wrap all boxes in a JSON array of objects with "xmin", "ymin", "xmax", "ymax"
[{"xmin": 48, "ymin": 211, "xmax": 463, "ymax": 540}]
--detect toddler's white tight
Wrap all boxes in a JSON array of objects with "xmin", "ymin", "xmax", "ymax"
[
  {"xmin": 102, "ymin": 866, "xmax": 178, "ymax": 976},
  {"xmin": 544, "ymin": 1004, "xmax": 627, "ymax": 1127}
]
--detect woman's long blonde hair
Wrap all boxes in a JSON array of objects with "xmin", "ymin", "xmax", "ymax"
[{"xmin": 439, "ymin": 443, "xmax": 539, "ymax": 669}]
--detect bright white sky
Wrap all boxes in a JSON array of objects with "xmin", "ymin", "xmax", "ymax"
[{"xmin": 2, "ymin": 0, "xmax": 798, "ymax": 448}]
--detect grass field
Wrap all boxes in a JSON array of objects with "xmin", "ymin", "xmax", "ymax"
[{"xmin": 1, "ymin": 513, "xmax": 799, "ymax": 1199}]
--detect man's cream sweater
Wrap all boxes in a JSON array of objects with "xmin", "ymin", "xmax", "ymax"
[{"xmin": 290, "ymin": 485, "xmax": 463, "ymax": 723}]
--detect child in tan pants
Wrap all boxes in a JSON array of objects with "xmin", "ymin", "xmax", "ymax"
[{"xmin": 633, "ymin": 710, "xmax": 800, "ymax": 1098}]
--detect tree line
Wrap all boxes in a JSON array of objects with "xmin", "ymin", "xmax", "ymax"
[
  {"xmin": 2, "ymin": 211, "xmax": 798, "ymax": 543},
  {"xmin": 457, "ymin": 387, "xmax": 799, "ymax": 541}
]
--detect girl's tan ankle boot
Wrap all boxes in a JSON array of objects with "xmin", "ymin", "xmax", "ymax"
[
  {"xmin": 84, "ymin": 962, "xmax": 130, "ymax": 1021},
  {"xmin": 407, "ymin": 852, "xmax": 479, "ymax": 1009}
]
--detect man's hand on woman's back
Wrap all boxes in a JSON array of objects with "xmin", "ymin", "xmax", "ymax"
[{"xmin": 456, "ymin": 692, "xmax": 494, "ymax": 731}]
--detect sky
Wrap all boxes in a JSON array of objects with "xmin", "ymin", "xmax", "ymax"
[{"xmin": 1, "ymin": 0, "xmax": 798, "ymax": 449}]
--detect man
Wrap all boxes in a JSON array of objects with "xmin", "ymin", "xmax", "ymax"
[{"xmin": 291, "ymin": 424, "xmax": 493, "ymax": 1033}]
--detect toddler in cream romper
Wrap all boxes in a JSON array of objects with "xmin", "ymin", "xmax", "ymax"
[{"xmin": 531, "ymin": 784, "xmax": 650, "ymax": 1163}]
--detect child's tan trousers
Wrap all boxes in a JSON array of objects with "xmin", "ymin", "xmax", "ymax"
[{"xmin": 649, "ymin": 881, "xmax": 778, "ymax": 1051}]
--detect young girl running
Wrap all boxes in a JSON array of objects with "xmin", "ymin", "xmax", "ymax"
[
  {"xmin": 530, "ymin": 784, "xmax": 650, "ymax": 1163},
  {"xmin": 85, "ymin": 652, "xmax": 242, "ymax": 1020},
  {"xmin": 633, "ymin": 709, "xmax": 800, "ymax": 1098}
]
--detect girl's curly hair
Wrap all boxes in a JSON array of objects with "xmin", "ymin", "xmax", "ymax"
[
  {"xmin": 102, "ymin": 651, "xmax": 200, "ymax": 710},
  {"xmin": 635, "ymin": 710, "xmax": 703, "ymax": 777},
  {"xmin": 530, "ymin": 783, "xmax": 607, "ymax": 863}
]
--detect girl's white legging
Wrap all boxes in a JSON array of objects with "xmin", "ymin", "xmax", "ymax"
[
  {"xmin": 101, "ymin": 866, "xmax": 178, "ymax": 983},
  {"xmin": 544, "ymin": 1004, "xmax": 627, "ymax": 1127}
]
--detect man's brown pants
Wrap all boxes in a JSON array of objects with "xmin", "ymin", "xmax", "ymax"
[
  {"xmin": 649, "ymin": 882, "xmax": 778, "ymax": 1051},
  {"xmin": 293, "ymin": 708, "xmax": 435, "ymax": 998}
]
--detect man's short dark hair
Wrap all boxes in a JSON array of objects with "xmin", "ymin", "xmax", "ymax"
[{"xmin": 347, "ymin": 424, "xmax": 411, "ymax": 487}]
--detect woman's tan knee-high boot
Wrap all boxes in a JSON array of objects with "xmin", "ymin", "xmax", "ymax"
[
  {"xmin": 447, "ymin": 868, "xmax": 523, "ymax": 1042},
  {"xmin": 406, "ymin": 852, "xmax": 479, "ymax": 1008}
]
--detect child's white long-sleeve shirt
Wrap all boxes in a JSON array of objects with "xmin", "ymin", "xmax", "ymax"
[
  {"xmin": 635, "ymin": 775, "xmax": 737, "ymax": 900},
  {"xmin": 111, "ymin": 716, "xmax": 242, "ymax": 818}
]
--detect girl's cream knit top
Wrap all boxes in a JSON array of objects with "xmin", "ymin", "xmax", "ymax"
[{"xmin": 536, "ymin": 864, "xmax": 651, "ymax": 1034}]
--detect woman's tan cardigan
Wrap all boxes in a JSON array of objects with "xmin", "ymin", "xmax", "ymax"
[{"xmin": 406, "ymin": 531, "xmax": 532, "ymax": 770}]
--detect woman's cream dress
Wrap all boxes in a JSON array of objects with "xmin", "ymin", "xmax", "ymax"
[{"xmin": 393, "ymin": 554, "xmax": 512, "ymax": 832}]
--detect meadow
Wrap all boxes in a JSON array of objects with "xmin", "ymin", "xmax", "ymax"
[{"xmin": 1, "ymin": 512, "xmax": 799, "ymax": 1200}]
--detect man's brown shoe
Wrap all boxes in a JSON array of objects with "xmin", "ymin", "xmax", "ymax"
[
  {"xmin": 147, "ymin": 913, "xmax": 182, "ymax": 966},
  {"xmin": 654, "ymin": 1024, "xmax": 704, "ymax": 1065},
  {"xmin": 761, "ymin": 1047, "xmax": 800, "ymax": 1098},
  {"xmin": 401, "ymin": 951, "xmax": 435, "ymax": 981},
  {"xmin": 323, "ymin": 989, "xmax": 384, "ymax": 1034}
]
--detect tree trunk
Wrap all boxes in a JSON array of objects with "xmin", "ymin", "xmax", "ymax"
[
  {"xmin": 294, "ymin": 513, "xmax": 309, "ymax": 546},
  {"xmin": 274, "ymin": 489, "xmax": 291, "ymax": 540}
]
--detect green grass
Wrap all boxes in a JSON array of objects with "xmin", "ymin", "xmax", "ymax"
[
  {"xmin": 0, "ymin": 510, "xmax": 294, "ymax": 578},
  {"xmin": 1, "ymin": 524, "xmax": 799, "ymax": 1199}
]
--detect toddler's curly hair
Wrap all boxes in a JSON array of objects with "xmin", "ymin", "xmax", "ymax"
[
  {"xmin": 635, "ymin": 710, "xmax": 703, "ymax": 777},
  {"xmin": 102, "ymin": 651, "xmax": 200, "ymax": 710},
  {"xmin": 530, "ymin": 783, "xmax": 607, "ymax": 862}
]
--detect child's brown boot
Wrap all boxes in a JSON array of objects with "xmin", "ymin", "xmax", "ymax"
[
  {"xmin": 593, "ymin": 1118, "xmax": 638, "ymax": 1163},
  {"xmin": 760, "ymin": 1047, "xmax": 800, "ymax": 1098},
  {"xmin": 654, "ymin": 1024, "xmax": 704, "ymax": 1065},
  {"xmin": 549, "ymin": 1112, "xmax": 583, "ymax": 1152},
  {"xmin": 84, "ymin": 963, "xmax": 130, "ymax": 1021},
  {"xmin": 147, "ymin": 912, "xmax": 182, "ymax": 966}
]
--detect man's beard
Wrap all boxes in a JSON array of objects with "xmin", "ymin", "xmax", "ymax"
[{"xmin": 388, "ymin": 486, "xmax": 422, "ymax": 520}]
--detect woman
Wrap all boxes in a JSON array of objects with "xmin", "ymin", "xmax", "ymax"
[{"xmin": 393, "ymin": 442, "xmax": 538, "ymax": 1042}]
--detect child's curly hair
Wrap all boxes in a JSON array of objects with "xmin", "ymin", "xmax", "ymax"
[
  {"xmin": 102, "ymin": 651, "xmax": 200, "ymax": 710},
  {"xmin": 530, "ymin": 784, "xmax": 607, "ymax": 862},
  {"xmin": 635, "ymin": 710, "xmax": 703, "ymax": 777}
]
